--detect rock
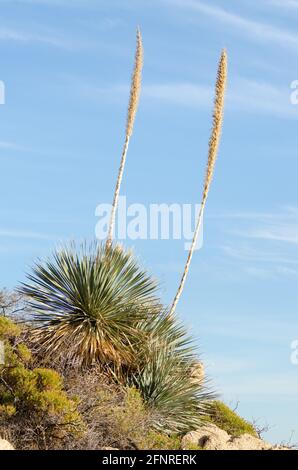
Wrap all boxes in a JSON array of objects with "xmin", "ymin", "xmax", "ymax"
[
  {"xmin": 182, "ymin": 424, "xmax": 288, "ymax": 451},
  {"xmin": 182, "ymin": 424, "xmax": 230, "ymax": 450},
  {"xmin": 228, "ymin": 434, "xmax": 271, "ymax": 450},
  {"xmin": 0, "ymin": 439, "xmax": 14, "ymax": 450}
]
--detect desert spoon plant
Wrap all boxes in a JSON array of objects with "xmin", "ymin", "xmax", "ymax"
[
  {"xmin": 106, "ymin": 28, "xmax": 144, "ymax": 250},
  {"xmin": 19, "ymin": 243, "xmax": 159, "ymax": 369},
  {"xmin": 169, "ymin": 49, "xmax": 228, "ymax": 316}
]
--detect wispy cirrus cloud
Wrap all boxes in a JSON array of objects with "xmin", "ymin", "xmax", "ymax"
[
  {"xmin": 0, "ymin": 25, "xmax": 105, "ymax": 50},
  {"xmin": 267, "ymin": 0, "xmax": 298, "ymax": 9},
  {"xmin": 239, "ymin": 229, "xmax": 298, "ymax": 244},
  {"xmin": 224, "ymin": 248, "xmax": 298, "ymax": 280},
  {"xmin": 222, "ymin": 207, "xmax": 298, "ymax": 245},
  {"xmin": 165, "ymin": 0, "xmax": 298, "ymax": 49},
  {"xmin": 84, "ymin": 77, "xmax": 294, "ymax": 119},
  {"xmin": 0, "ymin": 0, "xmax": 95, "ymax": 5},
  {"xmin": 213, "ymin": 207, "xmax": 298, "ymax": 279},
  {"xmin": 0, "ymin": 229, "xmax": 55, "ymax": 240},
  {"xmin": 244, "ymin": 265, "xmax": 298, "ymax": 280},
  {"xmin": 210, "ymin": 210, "xmax": 294, "ymax": 220},
  {"xmin": 0, "ymin": 26, "xmax": 75, "ymax": 48},
  {"xmin": 221, "ymin": 245, "xmax": 298, "ymax": 265},
  {"xmin": 230, "ymin": 222, "xmax": 298, "ymax": 245},
  {"xmin": 214, "ymin": 206, "xmax": 298, "ymax": 221},
  {"xmin": 0, "ymin": 141, "xmax": 29, "ymax": 151},
  {"xmin": 144, "ymin": 78, "xmax": 294, "ymax": 118}
]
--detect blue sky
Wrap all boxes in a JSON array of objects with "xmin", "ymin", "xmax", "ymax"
[{"xmin": 0, "ymin": 0, "xmax": 298, "ymax": 444}]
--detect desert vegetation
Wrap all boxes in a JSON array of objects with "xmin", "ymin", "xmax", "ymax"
[
  {"xmin": 0, "ymin": 291, "xmax": 260, "ymax": 450},
  {"xmin": 0, "ymin": 32, "xmax": 238, "ymax": 450}
]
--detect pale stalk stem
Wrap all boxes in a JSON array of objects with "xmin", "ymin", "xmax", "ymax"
[
  {"xmin": 106, "ymin": 135, "xmax": 130, "ymax": 250},
  {"xmin": 169, "ymin": 198, "xmax": 206, "ymax": 317}
]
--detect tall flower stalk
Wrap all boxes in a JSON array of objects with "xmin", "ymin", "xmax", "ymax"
[
  {"xmin": 169, "ymin": 49, "xmax": 228, "ymax": 317},
  {"xmin": 106, "ymin": 28, "xmax": 143, "ymax": 250}
]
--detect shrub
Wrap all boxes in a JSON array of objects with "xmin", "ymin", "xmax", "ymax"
[
  {"xmin": 111, "ymin": 387, "xmax": 152, "ymax": 448},
  {"xmin": 18, "ymin": 242, "xmax": 213, "ymax": 439},
  {"xmin": 130, "ymin": 312, "xmax": 214, "ymax": 434},
  {"xmin": 141, "ymin": 431, "xmax": 181, "ymax": 450},
  {"xmin": 206, "ymin": 401, "xmax": 257, "ymax": 438},
  {"xmin": 63, "ymin": 372, "xmax": 153, "ymax": 450},
  {"xmin": 110, "ymin": 387, "xmax": 197, "ymax": 449},
  {"xmin": 19, "ymin": 243, "xmax": 159, "ymax": 369},
  {"xmin": 64, "ymin": 373, "xmax": 183, "ymax": 450},
  {"xmin": 0, "ymin": 315, "xmax": 21, "ymax": 338},
  {"xmin": 0, "ymin": 316, "xmax": 84, "ymax": 449}
]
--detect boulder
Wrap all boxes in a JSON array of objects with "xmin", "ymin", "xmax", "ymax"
[
  {"xmin": 182, "ymin": 424, "xmax": 288, "ymax": 450},
  {"xmin": 0, "ymin": 439, "xmax": 14, "ymax": 450},
  {"xmin": 182, "ymin": 424, "xmax": 230, "ymax": 450}
]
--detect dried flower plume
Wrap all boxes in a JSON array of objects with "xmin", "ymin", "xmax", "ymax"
[
  {"xmin": 202, "ymin": 48, "xmax": 227, "ymax": 202},
  {"xmin": 169, "ymin": 49, "xmax": 227, "ymax": 317},
  {"xmin": 126, "ymin": 27, "xmax": 143, "ymax": 137},
  {"xmin": 107, "ymin": 28, "xmax": 144, "ymax": 250}
]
